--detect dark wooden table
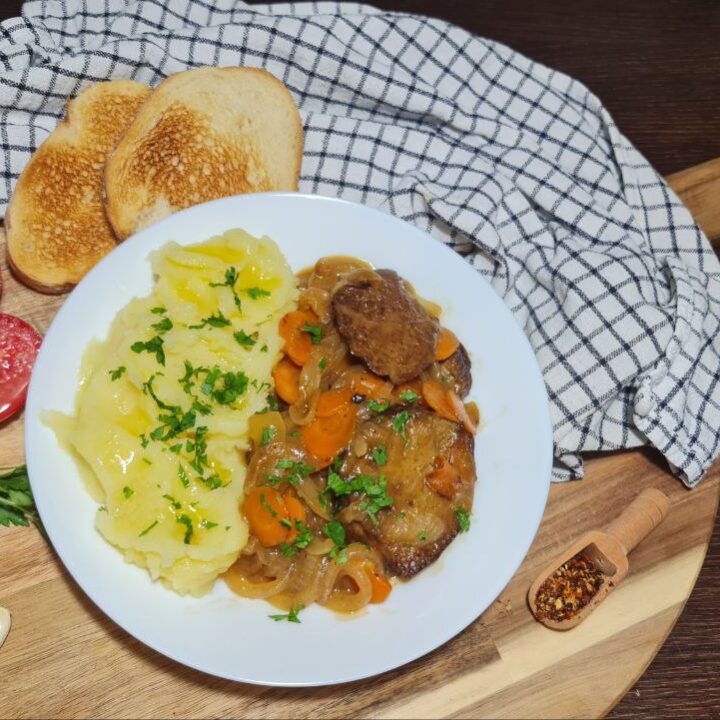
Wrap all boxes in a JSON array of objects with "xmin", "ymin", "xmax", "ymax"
[{"xmin": 1, "ymin": 0, "xmax": 718, "ymax": 716}]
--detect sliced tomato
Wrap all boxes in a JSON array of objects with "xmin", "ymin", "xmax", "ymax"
[{"xmin": 0, "ymin": 314, "xmax": 42, "ymax": 423}]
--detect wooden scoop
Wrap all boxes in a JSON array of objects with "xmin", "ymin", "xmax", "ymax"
[{"xmin": 528, "ymin": 488, "xmax": 671, "ymax": 630}]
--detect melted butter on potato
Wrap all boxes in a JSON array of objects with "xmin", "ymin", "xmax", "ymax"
[{"xmin": 47, "ymin": 229, "xmax": 297, "ymax": 596}]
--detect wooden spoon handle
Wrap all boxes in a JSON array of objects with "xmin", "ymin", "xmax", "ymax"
[{"xmin": 605, "ymin": 488, "xmax": 671, "ymax": 554}]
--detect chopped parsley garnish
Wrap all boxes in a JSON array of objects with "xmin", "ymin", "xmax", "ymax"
[
  {"xmin": 300, "ymin": 324, "xmax": 322, "ymax": 344},
  {"xmin": 269, "ymin": 605, "xmax": 304, "ymax": 623},
  {"xmin": 332, "ymin": 453, "xmax": 345, "ymax": 472},
  {"xmin": 177, "ymin": 514, "xmax": 193, "ymax": 544},
  {"xmin": 245, "ymin": 287, "xmax": 271, "ymax": 299},
  {"xmin": 138, "ymin": 520, "xmax": 158, "ymax": 537},
  {"xmin": 163, "ymin": 493, "xmax": 181, "ymax": 510},
  {"xmin": 319, "ymin": 357, "xmax": 328, "ymax": 370},
  {"xmin": 455, "ymin": 507, "xmax": 471, "ymax": 533},
  {"xmin": 144, "ymin": 375, "xmax": 197, "ymax": 441},
  {"xmin": 131, "ymin": 335, "xmax": 165, "ymax": 365},
  {"xmin": 200, "ymin": 366, "xmax": 248, "ymax": 405},
  {"xmin": 189, "ymin": 311, "xmax": 231, "ymax": 330},
  {"xmin": 323, "ymin": 519, "xmax": 347, "ymax": 564},
  {"xmin": 368, "ymin": 399, "xmax": 390, "ymax": 413},
  {"xmin": 325, "ymin": 472, "xmax": 393, "ymax": 526},
  {"xmin": 151, "ymin": 316, "xmax": 173, "ymax": 334},
  {"xmin": 169, "ymin": 443, "xmax": 182, "ymax": 454},
  {"xmin": 202, "ymin": 473, "xmax": 222, "ymax": 490},
  {"xmin": 209, "ymin": 267, "xmax": 243, "ymax": 310},
  {"xmin": 265, "ymin": 393, "xmax": 279, "ymax": 411},
  {"xmin": 265, "ymin": 459, "xmax": 316, "ymax": 487},
  {"xmin": 200, "ymin": 519, "xmax": 218, "ymax": 530},
  {"xmin": 371, "ymin": 444, "xmax": 387, "ymax": 466},
  {"xmin": 139, "ymin": 433, "xmax": 149, "ymax": 448},
  {"xmin": 280, "ymin": 520, "xmax": 313, "ymax": 557},
  {"xmin": 418, "ymin": 530, "xmax": 428, "ymax": 541},
  {"xmin": 399, "ymin": 389, "xmax": 421, "ymax": 404},
  {"xmin": 122, "ymin": 486, "xmax": 134, "ymax": 499},
  {"xmin": 178, "ymin": 465, "xmax": 190, "ymax": 488},
  {"xmin": 234, "ymin": 330, "xmax": 257, "ymax": 348},
  {"xmin": 191, "ymin": 398, "xmax": 212, "ymax": 416},
  {"xmin": 142, "ymin": 458, "xmax": 152, "ymax": 465},
  {"xmin": 109, "ymin": 366, "xmax": 126, "ymax": 381},
  {"xmin": 392, "ymin": 410, "xmax": 410, "ymax": 441},
  {"xmin": 151, "ymin": 306, "xmax": 167, "ymax": 314},
  {"xmin": 260, "ymin": 425, "xmax": 277, "ymax": 447},
  {"xmin": 260, "ymin": 344, "xmax": 268, "ymax": 352},
  {"xmin": 188, "ymin": 426, "xmax": 209, "ymax": 474},
  {"xmin": 260, "ymin": 492, "xmax": 278, "ymax": 518}
]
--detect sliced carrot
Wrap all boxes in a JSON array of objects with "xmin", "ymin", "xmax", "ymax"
[
  {"xmin": 316, "ymin": 387, "xmax": 354, "ymax": 417},
  {"xmin": 366, "ymin": 567, "xmax": 392, "ymax": 603},
  {"xmin": 447, "ymin": 390, "xmax": 478, "ymax": 435},
  {"xmin": 351, "ymin": 372, "xmax": 392, "ymax": 401},
  {"xmin": 426, "ymin": 457, "xmax": 460, "ymax": 498},
  {"xmin": 242, "ymin": 487, "xmax": 289, "ymax": 547},
  {"xmin": 273, "ymin": 358, "xmax": 301, "ymax": 404},
  {"xmin": 422, "ymin": 379, "xmax": 457, "ymax": 422},
  {"xmin": 283, "ymin": 494, "xmax": 307, "ymax": 542},
  {"xmin": 302, "ymin": 393, "xmax": 358, "ymax": 466},
  {"xmin": 279, "ymin": 309, "xmax": 320, "ymax": 365},
  {"xmin": 435, "ymin": 327, "xmax": 460, "ymax": 361}
]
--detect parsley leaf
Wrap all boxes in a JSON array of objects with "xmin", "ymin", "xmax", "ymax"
[
  {"xmin": 122, "ymin": 486, "xmax": 134, "ymax": 499},
  {"xmin": 323, "ymin": 519, "xmax": 347, "ymax": 564},
  {"xmin": 178, "ymin": 465, "xmax": 190, "ymax": 488},
  {"xmin": 300, "ymin": 324, "xmax": 322, "ymax": 344},
  {"xmin": 151, "ymin": 316, "xmax": 173, "ymax": 334},
  {"xmin": 319, "ymin": 357, "xmax": 328, "ymax": 370},
  {"xmin": 371, "ymin": 444, "xmax": 387, "ymax": 466},
  {"xmin": 325, "ymin": 473, "xmax": 393, "ymax": 526},
  {"xmin": 189, "ymin": 311, "xmax": 231, "ymax": 329},
  {"xmin": 260, "ymin": 425, "xmax": 277, "ymax": 447},
  {"xmin": 177, "ymin": 514, "xmax": 193, "ymax": 544},
  {"xmin": 209, "ymin": 267, "xmax": 243, "ymax": 310},
  {"xmin": 199, "ymin": 366, "xmax": 248, "ymax": 405},
  {"xmin": 260, "ymin": 492, "xmax": 278, "ymax": 518},
  {"xmin": 200, "ymin": 519, "xmax": 218, "ymax": 530},
  {"xmin": 392, "ymin": 410, "xmax": 410, "ymax": 441},
  {"xmin": 269, "ymin": 605, "xmax": 304, "ymax": 623},
  {"xmin": 368, "ymin": 399, "xmax": 390, "ymax": 413},
  {"xmin": 280, "ymin": 520, "xmax": 313, "ymax": 557},
  {"xmin": 0, "ymin": 465, "xmax": 45, "ymax": 536},
  {"xmin": 138, "ymin": 520, "xmax": 158, "ymax": 537},
  {"xmin": 260, "ymin": 344, "xmax": 268, "ymax": 352},
  {"xmin": 418, "ymin": 530, "xmax": 428, "ymax": 541},
  {"xmin": 109, "ymin": 366, "xmax": 126, "ymax": 381},
  {"xmin": 245, "ymin": 287, "xmax": 271, "ymax": 299},
  {"xmin": 151, "ymin": 306, "xmax": 167, "ymax": 314},
  {"xmin": 234, "ymin": 330, "xmax": 257, "ymax": 348},
  {"xmin": 399, "ymin": 389, "xmax": 421, "ymax": 404},
  {"xmin": 455, "ymin": 507, "xmax": 471, "ymax": 533},
  {"xmin": 131, "ymin": 335, "xmax": 165, "ymax": 365}
]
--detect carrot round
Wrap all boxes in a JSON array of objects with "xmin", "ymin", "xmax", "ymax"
[
  {"xmin": 435, "ymin": 327, "xmax": 460, "ymax": 361},
  {"xmin": 366, "ymin": 567, "xmax": 392, "ymax": 603},
  {"xmin": 242, "ymin": 487, "xmax": 289, "ymax": 547},
  {"xmin": 273, "ymin": 358, "xmax": 301, "ymax": 404},
  {"xmin": 283, "ymin": 494, "xmax": 307, "ymax": 543},
  {"xmin": 279, "ymin": 309, "xmax": 320, "ymax": 365},
  {"xmin": 351, "ymin": 372, "xmax": 392, "ymax": 400},
  {"xmin": 421, "ymin": 379, "xmax": 457, "ymax": 422},
  {"xmin": 316, "ymin": 387, "xmax": 353, "ymax": 417},
  {"xmin": 302, "ymin": 392, "xmax": 358, "ymax": 466}
]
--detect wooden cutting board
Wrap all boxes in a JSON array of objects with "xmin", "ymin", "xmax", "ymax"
[{"xmin": 1, "ymin": 158, "xmax": 720, "ymax": 719}]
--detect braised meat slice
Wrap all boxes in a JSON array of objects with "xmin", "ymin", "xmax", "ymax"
[
  {"xmin": 439, "ymin": 343, "xmax": 472, "ymax": 398},
  {"xmin": 331, "ymin": 268, "xmax": 439, "ymax": 384},
  {"xmin": 337, "ymin": 408, "xmax": 475, "ymax": 578}
]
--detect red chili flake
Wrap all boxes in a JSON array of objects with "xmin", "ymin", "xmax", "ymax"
[{"xmin": 534, "ymin": 551, "xmax": 605, "ymax": 623}]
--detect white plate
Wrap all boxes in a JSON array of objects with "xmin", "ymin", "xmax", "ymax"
[{"xmin": 25, "ymin": 193, "xmax": 552, "ymax": 686}]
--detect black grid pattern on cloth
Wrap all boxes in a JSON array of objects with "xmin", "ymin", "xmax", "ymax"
[{"xmin": 2, "ymin": 0, "xmax": 719, "ymax": 486}]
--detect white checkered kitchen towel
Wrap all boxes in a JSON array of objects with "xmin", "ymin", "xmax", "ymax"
[{"xmin": 2, "ymin": 0, "xmax": 720, "ymax": 487}]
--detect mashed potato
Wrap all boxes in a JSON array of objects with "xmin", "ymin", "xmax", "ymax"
[{"xmin": 49, "ymin": 229, "xmax": 297, "ymax": 595}]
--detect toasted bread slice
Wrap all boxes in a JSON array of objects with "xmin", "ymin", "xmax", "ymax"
[
  {"xmin": 5, "ymin": 81, "xmax": 151, "ymax": 293},
  {"xmin": 103, "ymin": 67, "xmax": 303, "ymax": 240}
]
